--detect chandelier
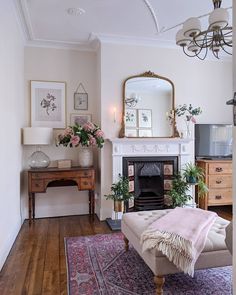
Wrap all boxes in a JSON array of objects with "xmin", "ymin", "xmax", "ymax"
[
  {"xmin": 176, "ymin": 0, "xmax": 232, "ymax": 60},
  {"xmin": 125, "ymin": 93, "xmax": 141, "ymax": 107}
]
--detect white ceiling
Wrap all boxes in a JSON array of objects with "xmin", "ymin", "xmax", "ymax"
[{"xmin": 16, "ymin": 0, "xmax": 232, "ymax": 50}]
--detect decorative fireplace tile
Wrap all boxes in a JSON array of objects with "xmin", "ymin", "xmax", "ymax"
[
  {"xmin": 129, "ymin": 180, "xmax": 135, "ymax": 192},
  {"xmin": 164, "ymin": 164, "xmax": 173, "ymax": 175},
  {"xmin": 128, "ymin": 164, "xmax": 134, "ymax": 177},
  {"xmin": 164, "ymin": 179, "xmax": 173, "ymax": 190}
]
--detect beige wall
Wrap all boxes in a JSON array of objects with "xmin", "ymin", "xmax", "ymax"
[
  {"xmin": 99, "ymin": 42, "xmax": 232, "ymax": 220},
  {"xmin": 0, "ymin": 0, "xmax": 25, "ymax": 270},
  {"xmin": 23, "ymin": 47, "xmax": 99, "ymax": 219}
]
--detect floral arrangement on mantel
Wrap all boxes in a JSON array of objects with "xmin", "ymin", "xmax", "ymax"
[
  {"xmin": 57, "ymin": 122, "xmax": 105, "ymax": 148},
  {"xmin": 167, "ymin": 104, "xmax": 202, "ymax": 137}
]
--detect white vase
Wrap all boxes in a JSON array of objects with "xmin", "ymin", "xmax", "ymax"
[{"xmin": 78, "ymin": 147, "xmax": 93, "ymax": 167}]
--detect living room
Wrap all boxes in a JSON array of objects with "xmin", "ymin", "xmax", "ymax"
[{"xmin": 0, "ymin": 0, "xmax": 234, "ymax": 294}]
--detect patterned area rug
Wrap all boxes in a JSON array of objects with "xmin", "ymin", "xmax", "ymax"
[{"xmin": 65, "ymin": 233, "xmax": 232, "ymax": 295}]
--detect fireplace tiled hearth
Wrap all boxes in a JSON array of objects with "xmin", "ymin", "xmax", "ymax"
[{"xmin": 109, "ymin": 138, "xmax": 194, "ymax": 215}]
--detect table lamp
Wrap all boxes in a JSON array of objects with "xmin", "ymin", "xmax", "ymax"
[{"xmin": 23, "ymin": 127, "xmax": 53, "ymax": 168}]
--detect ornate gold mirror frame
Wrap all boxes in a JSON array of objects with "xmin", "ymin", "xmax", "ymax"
[{"xmin": 119, "ymin": 71, "xmax": 179, "ymax": 138}]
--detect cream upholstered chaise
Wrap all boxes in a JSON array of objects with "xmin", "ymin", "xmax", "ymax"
[{"xmin": 121, "ymin": 210, "xmax": 232, "ymax": 295}]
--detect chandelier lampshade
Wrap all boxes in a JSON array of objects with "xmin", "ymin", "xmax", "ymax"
[
  {"xmin": 209, "ymin": 7, "xmax": 229, "ymax": 30},
  {"xmin": 176, "ymin": 0, "xmax": 232, "ymax": 60},
  {"xmin": 183, "ymin": 18, "xmax": 201, "ymax": 37}
]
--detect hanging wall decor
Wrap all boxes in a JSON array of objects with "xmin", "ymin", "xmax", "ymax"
[{"xmin": 74, "ymin": 82, "xmax": 88, "ymax": 110}]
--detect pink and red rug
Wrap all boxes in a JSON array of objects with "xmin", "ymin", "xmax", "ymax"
[{"xmin": 65, "ymin": 233, "xmax": 232, "ymax": 295}]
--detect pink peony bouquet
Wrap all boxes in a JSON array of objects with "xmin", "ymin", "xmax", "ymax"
[{"xmin": 57, "ymin": 122, "xmax": 105, "ymax": 148}]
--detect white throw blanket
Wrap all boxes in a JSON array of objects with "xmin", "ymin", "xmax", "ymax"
[{"xmin": 141, "ymin": 207, "xmax": 217, "ymax": 276}]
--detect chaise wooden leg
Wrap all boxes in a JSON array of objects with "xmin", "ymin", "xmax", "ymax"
[
  {"xmin": 124, "ymin": 236, "xmax": 129, "ymax": 251},
  {"xmin": 154, "ymin": 275, "xmax": 165, "ymax": 295}
]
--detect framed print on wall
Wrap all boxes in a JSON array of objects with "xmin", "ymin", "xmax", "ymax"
[
  {"xmin": 70, "ymin": 114, "xmax": 92, "ymax": 126},
  {"xmin": 125, "ymin": 109, "xmax": 137, "ymax": 128},
  {"xmin": 125, "ymin": 129, "xmax": 137, "ymax": 137},
  {"xmin": 138, "ymin": 129, "xmax": 152, "ymax": 137},
  {"xmin": 138, "ymin": 109, "xmax": 152, "ymax": 128},
  {"xmin": 30, "ymin": 80, "xmax": 66, "ymax": 128},
  {"xmin": 74, "ymin": 93, "xmax": 88, "ymax": 110}
]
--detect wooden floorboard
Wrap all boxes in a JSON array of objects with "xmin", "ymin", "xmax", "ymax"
[{"xmin": 0, "ymin": 207, "xmax": 232, "ymax": 295}]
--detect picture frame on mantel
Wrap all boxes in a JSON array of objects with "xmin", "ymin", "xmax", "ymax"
[
  {"xmin": 70, "ymin": 113, "xmax": 92, "ymax": 126},
  {"xmin": 30, "ymin": 80, "xmax": 66, "ymax": 129}
]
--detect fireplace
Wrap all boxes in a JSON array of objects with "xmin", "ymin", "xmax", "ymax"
[{"xmin": 123, "ymin": 156, "xmax": 178, "ymax": 211}]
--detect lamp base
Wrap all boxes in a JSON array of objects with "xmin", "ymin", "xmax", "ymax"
[{"xmin": 29, "ymin": 150, "xmax": 50, "ymax": 168}]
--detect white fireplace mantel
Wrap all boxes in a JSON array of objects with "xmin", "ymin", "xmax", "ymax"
[{"xmin": 108, "ymin": 137, "xmax": 194, "ymax": 182}]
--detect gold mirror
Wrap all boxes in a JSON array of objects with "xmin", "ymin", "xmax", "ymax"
[{"xmin": 120, "ymin": 71, "xmax": 177, "ymax": 138}]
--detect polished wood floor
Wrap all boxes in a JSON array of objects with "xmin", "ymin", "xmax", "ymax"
[
  {"xmin": 0, "ymin": 206, "xmax": 232, "ymax": 295},
  {"xmin": 0, "ymin": 215, "xmax": 112, "ymax": 295}
]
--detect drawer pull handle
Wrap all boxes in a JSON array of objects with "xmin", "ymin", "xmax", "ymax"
[
  {"xmin": 215, "ymin": 167, "xmax": 223, "ymax": 172},
  {"xmin": 83, "ymin": 181, "xmax": 88, "ymax": 185},
  {"xmin": 35, "ymin": 183, "xmax": 39, "ymax": 187},
  {"xmin": 84, "ymin": 172, "xmax": 88, "ymax": 176},
  {"xmin": 215, "ymin": 195, "xmax": 222, "ymax": 200},
  {"xmin": 216, "ymin": 180, "xmax": 222, "ymax": 184}
]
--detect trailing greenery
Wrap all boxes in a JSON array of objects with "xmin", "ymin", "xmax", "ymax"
[
  {"xmin": 105, "ymin": 174, "xmax": 134, "ymax": 202},
  {"xmin": 174, "ymin": 104, "xmax": 202, "ymax": 122},
  {"xmin": 169, "ymin": 173, "xmax": 192, "ymax": 208}
]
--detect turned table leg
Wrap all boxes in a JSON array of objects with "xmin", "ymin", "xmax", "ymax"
[
  {"xmin": 124, "ymin": 236, "xmax": 129, "ymax": 251},
  {"xmin": 154, "ymin": 275, "xmax": 165, "ymax": 295}
]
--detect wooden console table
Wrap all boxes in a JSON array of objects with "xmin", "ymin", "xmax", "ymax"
[{"xmin": 28, "ymin": 167, "xmax": 95, "ymax": 224}]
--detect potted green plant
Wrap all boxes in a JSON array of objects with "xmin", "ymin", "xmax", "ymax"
[
  {"xmin": 182, "ymin": 163, "xmax": 205, "ymax": 184},
  {"xmin": 169, "ymin": 173, "xmax": 192, "ymax": 208},
  {"xmin": 105, "ymin": 174, "xmax": 134, "ymax": 214}
]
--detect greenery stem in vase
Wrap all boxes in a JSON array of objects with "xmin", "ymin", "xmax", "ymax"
[{"xmin": 174, "ymin": 104, "xmax": 202, "ymax": 138}]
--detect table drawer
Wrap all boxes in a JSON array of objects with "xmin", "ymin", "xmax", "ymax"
[
  {"xmin": 80, "ymin": 178, "xmax": 93, "ymax": 190},
  {"xmin": 208, "ymin": 162, "xmax": 232, "ymax": 175},
  {"xmin": 31, "ymin": 170, "xmax": 92, "ymax": 179},
  {"xmin": 208, "ymin": 175, "xmax": 232, "ymax": 188},
  {"xmin": 208, "ymin": 189, "xmax": 232, "ymax": 205},
  {"xmin": 31, "ymin": 180, "xmax": 45, "ymax": 192}
]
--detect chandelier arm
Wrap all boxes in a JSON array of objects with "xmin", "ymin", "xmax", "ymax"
[
  {"xmin": 220, "ymin": 30, "xmax": 233, "ymax": 47},
  {"xmin": 219, "ymin": 43, "xmax": 232, "ymax": 55},
  {"xmin": 182, "ymin": 46, "xmax": 198, "ymax": 58},
  {"xmin": 196, "ymin": 47, "xmax": 208, "ymax": 60}
]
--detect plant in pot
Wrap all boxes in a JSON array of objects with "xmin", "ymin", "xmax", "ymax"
[
  {"xmin": 105, "ymin": 174, "xmax": 134, "ymax": 217},
  {"xmin": 169, "ymin": 173, "xmax": 192, "ymax": 208},
  {"xmin": 182, "ymin": 163, "xmax": 205, "ymax": 184}
]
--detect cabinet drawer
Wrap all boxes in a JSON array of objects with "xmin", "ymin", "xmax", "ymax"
[
  {"xmin": 31, "ymin": 170, "xmax": 92, "ymax": 180},
  {"xmin": 31, "ymin": 180, "xmax": 45, "ymax": 192},
  {"xmin": 208, "ymin": 189, "xmax": 232, "ymax": 205},
  {"xmin": 208, "ymin": 162, "xmax": 232, "ymax": 175},
  {"xmin": 208, "ymin": 175, "xmax": 232, "ymax": 188},
  {"xmin": 80, "ymin": 178, "xmax": 93, "ymax": 190}
]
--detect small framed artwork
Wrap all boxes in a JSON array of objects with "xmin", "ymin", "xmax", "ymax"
[
  {"xmin": 164, "ymin": 164, "xmax": 173, "ymax": 176},
  {"xmin": 30, "ymin": 80, "xmax": 66, "ymax": 128},
  {"xmin": 128, "ymin": 164, "xmax": 134, "ymax": 177},
  {"xmin": 128, "ymin": 198, "xmax": 134, "ymax": 209},
  {"xmin": 125, "ymin": 129, "xmax": 137, "ymax": 137},
  {"xmin": 74, "ymin": 93, "xmax": 88, "ymax": 110},
  {"xmin": 138, "ymin": 109, "xmax": 152, "ymax": 128},
  {"xmin": 125, "ymin": 109, "xmax": 137, "ymax": 128},
  {"xmin": 138, "ymin": 129, "xmax": 152, "ymax": 137},
  {"xmin": 70, "ymin": 114, "xmax": 92, "ymax": 126}
]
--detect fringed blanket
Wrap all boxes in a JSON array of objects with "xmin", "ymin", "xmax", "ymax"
[{"xmin": 141, "ymin": 207, "xmax": 217, "ymax": 276}]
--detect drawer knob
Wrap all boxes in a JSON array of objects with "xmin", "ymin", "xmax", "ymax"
[
  {"xmin": 216, "ymin": 180, "xmax": 222, "ymax": 184},
  {"xmin": 215, "ymin": 195, "xmax": 222, "ymax": 200},
  {"xmin": 215, "ymin": 167, "xmax": 223, "ymax": 172},
  {"xmin": 35, "ymin": 183, "xmax": 39, "ymax": 187},
  {"xmin": 83, "ymin": 181, "xmax": 88, "ymax": 185}
]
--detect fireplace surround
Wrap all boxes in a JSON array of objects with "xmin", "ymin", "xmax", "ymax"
[{"xmin": 109, "ymin": 138, "xmax": 194, "ymax": 215}]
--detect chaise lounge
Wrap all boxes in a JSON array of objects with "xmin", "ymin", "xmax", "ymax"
[{"xmin": 121, "ymin": 209, "xmax": 232, "ymax": 295}]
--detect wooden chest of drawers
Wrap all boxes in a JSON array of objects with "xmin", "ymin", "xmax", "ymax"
[{"xmin": 196, "ymin": 160, "xmax": 232, "ymax": 210}]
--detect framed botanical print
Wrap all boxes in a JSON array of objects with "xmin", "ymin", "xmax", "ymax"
[
  {"xmin": 30, "ymin": 80, "xmax": 66, "ymax": 128},
  {"xmin": 138, "ymin": 109, "xmax": 152, "ymax": 128},
  {"xmin": 70, "ymin": 114, "xmax": 92, "ymax": 126},
  {"xmin": 125, "ymin": 129, "xmax": 137, "ymax": 137},
  {"xmin": 125, "ymin": 109, "xmax": 137, "ymax": 128},
  {"xmin": 74, "ymin": 93, "xmax": 88, "ymax": 110}
]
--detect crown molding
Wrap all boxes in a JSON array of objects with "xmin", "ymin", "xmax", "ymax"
[{"xmin": 12, "ymin": 0, "xmax": 30, "ymax": 41}]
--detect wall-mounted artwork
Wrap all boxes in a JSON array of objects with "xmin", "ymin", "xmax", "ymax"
[
  {"xmin": 30, "ymin": 80, "xmax": 66, "ymax": 128},
  {"xmin": 138, "ymin": 109, "xmax": 152, "ymax": 128},
  {"xmin": 70, "ymin": 114, "xmax": 92, "ymax": 126},
  {"xmin": 74, "ymin": 82, "xmax": 88, "ymax": 110},
  {"xmin": 125, "ymin": 109, "xmax": 137, "ymax": 128}
]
